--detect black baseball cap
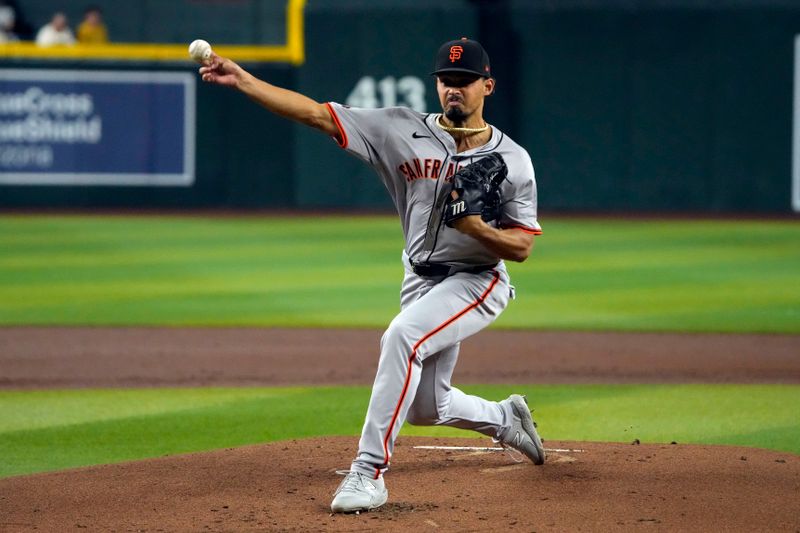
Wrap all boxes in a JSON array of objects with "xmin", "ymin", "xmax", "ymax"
[{"xmin": 431, "ymin": 37, "xmax": 491, "ymax": 78}]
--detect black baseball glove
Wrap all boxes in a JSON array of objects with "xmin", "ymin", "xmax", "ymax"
[{"xmin": 444, "ymin": 153, "xmax": 508, "ymax": 227}]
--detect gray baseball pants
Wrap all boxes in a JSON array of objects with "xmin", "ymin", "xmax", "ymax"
[{"xmin": 350, "ymin": 261, "xmax": 513, "ymax": 478}]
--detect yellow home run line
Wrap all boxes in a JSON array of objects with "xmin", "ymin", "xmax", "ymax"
[
  {"xmin": 0, "ymin": 0, "xmax": 306, "ymax": 64},
  {"xmin": 413, "ymin": 445, "xmax": 586, "ymax": 453}
]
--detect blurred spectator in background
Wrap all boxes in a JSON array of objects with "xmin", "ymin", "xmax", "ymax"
[
  {"xmin": 36, "ymin": 11, "xmax": 75, "ymax": 46},
  {"xmin": 0, "ymin": 0, "xmax": 32, "ymax": 40},
  {"xmin": 77, "ymin": 5, "xmax": 107, "ymax": 44},
  {"xmin": 0, "ymin": 0, "xmax": 17, "ymax": 42}
]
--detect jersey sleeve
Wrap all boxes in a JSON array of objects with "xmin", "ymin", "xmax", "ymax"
[
  {"xmin": 325, "ymin": 102, "xmax": 393, "ymax": 166},
  {"xmin": 499, "ymin": 153, "xmax": 542, "ymax": 235}
]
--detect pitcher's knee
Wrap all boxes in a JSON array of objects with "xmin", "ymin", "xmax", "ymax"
[
  {"xmin": 407, "ymin": 390, "xmax": 449, "ymax": 426},
  {"xmin": 406, "ymin": 404, "xmax": 437, "ymax": 426}
]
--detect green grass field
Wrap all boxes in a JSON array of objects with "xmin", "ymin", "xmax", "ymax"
[
  {"xmin": 0, "ymin": 215, "xmax": 798, "ymax": 332},
  {"xmin": 0, "ymin": 214, "xmax": 798, "ymax": 478},
  {"xmin": 1, "ymin": 385, "xmax": 798, "ymax": 478}
]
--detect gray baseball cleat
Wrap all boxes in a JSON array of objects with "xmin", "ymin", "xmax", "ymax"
[
  {"xmin": 330, "ymin": 470, "xmax": 388, "ymax": 513},
  {"xmin": 498, "ymin": 394, "xmax": 546, "ymax": 465}
]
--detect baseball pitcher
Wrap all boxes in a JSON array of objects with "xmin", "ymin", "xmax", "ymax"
[{"xmin": 199, "ymin": 37, "xmax": 545, "ymax": 513}]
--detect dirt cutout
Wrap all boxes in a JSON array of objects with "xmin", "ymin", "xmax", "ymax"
[
  {"xmin": 1, "ymin": 436, "xmax": 798, "ymax": 532},
  {"xmin": 1, "ymin": 327, "xmax": 799, "ymax": 388},
  {"xmin": 1, "ymin": 327, "xmax": 799, "ymax": 531}
]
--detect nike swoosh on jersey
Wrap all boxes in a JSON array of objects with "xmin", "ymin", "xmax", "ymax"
[{"xmin": 412, "ymin": 132, "xmax": 431, "ymax": 139}]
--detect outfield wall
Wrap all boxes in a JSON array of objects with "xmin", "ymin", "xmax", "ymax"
[{"xmin": 1, "ymin": 0, "xmax": 799, "ymax": 213}]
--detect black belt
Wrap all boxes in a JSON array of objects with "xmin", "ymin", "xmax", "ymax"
[{"xmin": 409, "ymin": 259, "xmax": 497, "ymax": 278}]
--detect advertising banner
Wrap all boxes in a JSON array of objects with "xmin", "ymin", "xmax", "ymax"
[
  {"xmin": 794, "ymin": 36, "xmax": 800, "ymax": 212},
  {"xmin": 0, "ymin": 69, "xmax": 195, "ymax": 186}
]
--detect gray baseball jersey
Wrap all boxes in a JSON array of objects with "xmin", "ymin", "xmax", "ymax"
[
  {"xmin": 325, "ymin": 102, "xmax": 542, "ymax": 479},
  {"xmin": 326, "ymin": 103, "xmax": 541, "ymax": 267}
]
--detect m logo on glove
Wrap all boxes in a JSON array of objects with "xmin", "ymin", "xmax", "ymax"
[{"xmin": 444, "ymin": 153, "xmax": 507, "ymax": 228}]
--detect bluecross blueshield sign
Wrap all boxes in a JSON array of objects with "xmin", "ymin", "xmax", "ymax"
[{"xmin": 0, "ymin": 69, "xmax": 195, "ymax": 186}]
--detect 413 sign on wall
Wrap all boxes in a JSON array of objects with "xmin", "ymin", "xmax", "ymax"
[{"xmin": 346, "ymin": 76, "xmax": 426, "ymax": 112}]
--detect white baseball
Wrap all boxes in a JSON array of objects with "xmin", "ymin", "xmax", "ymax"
[{"xmin": 188, "ymin": 39, "xmax": 213, "ymax": 63}]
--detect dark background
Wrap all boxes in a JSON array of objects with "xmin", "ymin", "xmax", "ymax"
[{"xmin": 2, "ymin": 0, "xmax": 800, "ymax": 213}]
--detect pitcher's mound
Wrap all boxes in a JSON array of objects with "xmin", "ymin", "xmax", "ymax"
[{"xmin": 1, "ymin": 436, "xmax": 798, "ymax": 531}]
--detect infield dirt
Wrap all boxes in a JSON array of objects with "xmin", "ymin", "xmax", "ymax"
[
  {"xmin": 1, "ymin": 327, "xmax": 799, "ymax": 532},
  {"xmin": 1, "ymin": 327, "xmax": 798, "ymax": 388}
]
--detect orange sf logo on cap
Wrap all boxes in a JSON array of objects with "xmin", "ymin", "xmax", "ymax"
[{"xmin": 449, "ymin": 45, "xmax": 463, "ymax": 63}]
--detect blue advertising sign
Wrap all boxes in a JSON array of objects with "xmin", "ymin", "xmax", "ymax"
[{"xmin": 0, "ymin": 69, "xmax": 195, "ymax": 186}]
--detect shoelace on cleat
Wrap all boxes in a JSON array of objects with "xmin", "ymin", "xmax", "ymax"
[
  {"xmin": 492, "ymin": 437, "xmax": 525, "ymax": 463},
  {"xmin": 494, "ymin": 400, "xmax": 540, "ymax": 463},
  {"xmin": 334, "ymin": 470, "xmax": 368, "ymax": 494}
]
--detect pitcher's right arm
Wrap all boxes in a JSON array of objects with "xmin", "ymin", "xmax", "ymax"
[{"xmin": 199, "ymin": 54, "xmax": 339, "ymax": 140}]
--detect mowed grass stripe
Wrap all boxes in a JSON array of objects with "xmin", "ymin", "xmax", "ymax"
[
  {"xmin": 0, "ymin": 385, "xmax": 797, "ymax": 478},
  {"xmin": 0, "ymin": 215, "xmax": 798, "ymax": 332}
]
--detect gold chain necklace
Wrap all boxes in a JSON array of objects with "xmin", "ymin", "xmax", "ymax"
[{"xmin": 435, "ymin": 114, "xmax": 489, "ymax": 134}]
